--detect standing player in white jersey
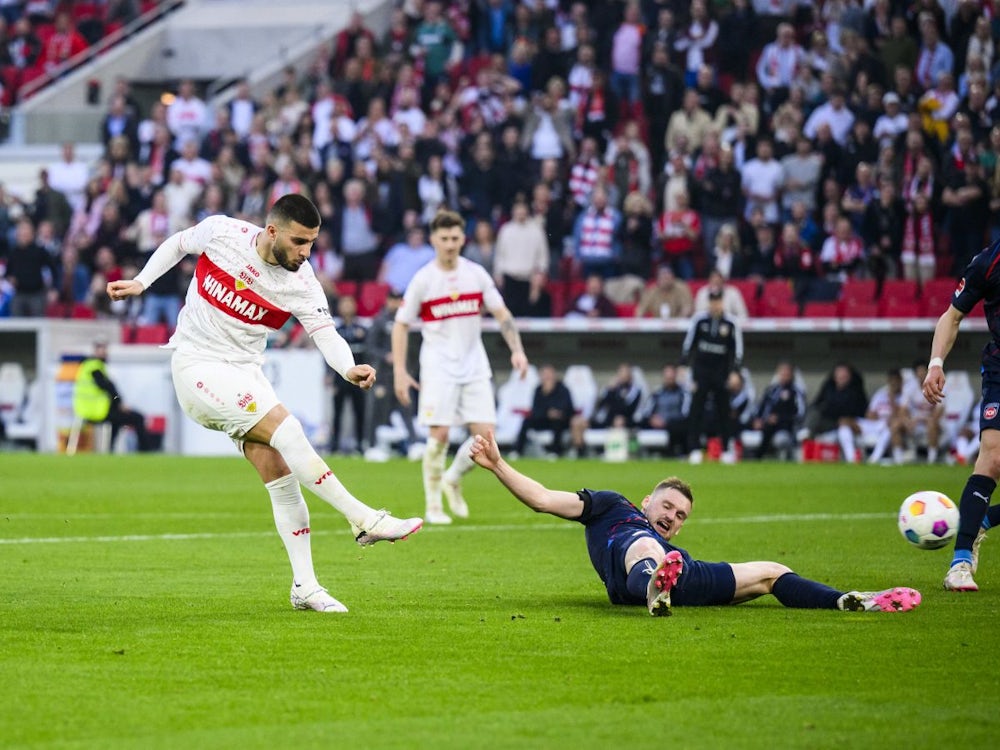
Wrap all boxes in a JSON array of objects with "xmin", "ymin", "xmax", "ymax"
[
  {"xmin": 392, "ymin": 209, "xmax": 529, "ymax": 524},
  {"xmin": 107, "ymin": 194, "xmax": 422, "ymax": 614}
]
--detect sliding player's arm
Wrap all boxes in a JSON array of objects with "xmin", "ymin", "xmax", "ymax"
[{"xmin": 469, "ymin": 430, "xmax": 583, "ymax": 520}]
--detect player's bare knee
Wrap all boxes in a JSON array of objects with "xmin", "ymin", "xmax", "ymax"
[{"xmin": 624, "ymin": 537, "xmax": 666, "ymax": 572}]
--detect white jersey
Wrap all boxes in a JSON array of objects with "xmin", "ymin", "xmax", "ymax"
[
  {"xmin": 396, "ymin": 257, "xmax": 504, "ymax": 383},
  {"xmin": 159, "ymin": 215, "xmax": 333, "ymax": 365},
  {"xmin": 867, "ymin": 385, "xmax": 902, "ymax": 423}
]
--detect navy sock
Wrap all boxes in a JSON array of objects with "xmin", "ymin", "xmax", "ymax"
[
  {"xmin": 626, "ymin": 558, "xmax": 658, "ymax": 600},
  {"xmin": 772, "ymin": 572, "xmax": 843, "ymax": 609},
  {"xmin": 983, "ymin": 504, "xmax": 1000, "ymax": 530},
  {"xmin": 952, "ymin": 476, "xmax": 996, "ymax": 565}
]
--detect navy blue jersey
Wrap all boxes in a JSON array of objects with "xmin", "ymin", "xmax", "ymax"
[
  {"xmin": 575, "ymin": 488, "xmax": 736, "ymax": 607},
  {"xmin": 954, "ymin": 242, "xmax": 1000, "ymax": 371}
]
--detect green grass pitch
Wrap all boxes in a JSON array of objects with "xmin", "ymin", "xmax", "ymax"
[{"xmin": 3, "ymin": 454, "xmax": 1000, "ymax": 749}]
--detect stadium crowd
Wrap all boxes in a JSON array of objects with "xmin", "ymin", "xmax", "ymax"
[{"xmin": 0, "ymin": 0, "xmax": 991, "ymax": 463}]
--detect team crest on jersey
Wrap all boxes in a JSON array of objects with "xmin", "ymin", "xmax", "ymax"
[
  {"xmin": 985, "ymin": 403, "xmax": 999, "ymax": 421},
  {"xmin": 720, "ymin": 323, "xmax": 730, "ymax": 337},
  {"xmin": 956, "ymin": 278, "xmax": 965, "ymax": 296}
]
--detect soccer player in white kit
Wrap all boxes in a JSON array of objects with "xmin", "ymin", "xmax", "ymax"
[
  {"xmin": 392, "ymin": 209, "xmax": 529, "ymax": 524},
  {"xmin": 107, "ymin": 194, "xmax": 422, "ymax": 613}
]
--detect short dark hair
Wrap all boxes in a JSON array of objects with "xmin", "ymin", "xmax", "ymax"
[
  {"xmin": 652, "ymin": 476, "xmax": 694, "ymax": 505},
  {"xmin": 429, "ymin": 209, "xmax": 465, "ymax": 233},
  {"xmin": 268, "ymin": 193, "xmax": 321, "ymax": 229}
]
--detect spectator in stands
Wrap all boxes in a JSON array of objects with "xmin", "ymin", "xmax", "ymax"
[
  {"xmin": 805, "ymin": 363, "xmax": 868, "ymax": 463},
  {"xmin": 841, "ymin": 162, "xmax": 877, "ymax": 235},
  {"xmin": 820, "ymin": 215, "xmax": 864, "ymax": 283},
  {"xmin": 570, "ymin": 362, "xmax": 643, "ymax": 456},
  {"xmin": 942, "ymin": 140, "xmax": 989, "ymax": 276},
  {"xmin": 514, "ymin": 363, "xmax": 575, "ymax": 458},
  {"xmin": 804, "ymin": 86, "xmax": 855, "ymax": 147},
  {"xmin": 378, "ymin": 223, "xmax": 434, "ymax": 295},
  {"xmin": 458, "ymin": 134, "xmax": 501, "ymax": 224},
  {"xmin": 740, "ymin": 137, "xmax": 783, "ymax": 225},
  {"xmin": 30, "ymin": 167, "xmax": 72, "ymax": 239},
  {"xmin": 638, "ymin": 364, "xmax": 690, "ymax": 457},
  {"xmin": 7, "ymin": 16, "xmax": 42, "ymax": 82},
  {"xmin": 697, "ymin": 143, "xmax": 741, "ymax": 260},
  {"xmin": 334, "ymin": 178, "xmax": 381, "ymax": 282},
  {"xmin": 127, "ymin": 189, "xmax": 181, "ymax": 327},
  {"xmin": 47, "ymin": 141, "xmax": 89, "ymax": 213},
  {"xmin": 914, "ymin": 15, "xmax": 953, "ymax": 92},
  {"xmin": 694, "ymin": 269, "xmax": 750, "ymax": 319},
  {"xmin": 494, "ymin": 198, "xmax": 549, "ymax": 317},
  {"xmin": 710, "ymin": 222, "xmax": 753, "ymax": 281},
  {"xmin": 614, "ymin": 190, "xmax": 655, "ymax": 297},
  {"xmin": 521, "ymin": 87, "xmax": 576, "ymax": 166},
  {"xmin": 755, "ymin": 22, "xmax": 804, "ymax": 114},
  {"xmin": 750, "ymin": 361, "xmax": 806, "ymax": 460},
  {"xmin": 228, "ymin": 78, "xmax": 258, "ymax": 142},
  {"xmin": 606, "ymin": 123, "xmax": 652, "ymax": 208},
  {"xmin": 656, "ymin": 189, "xmax": 701, "ymax": 280},
  {"xmin": 683, "ymin": 288, "xmax": 743, "ymax": 463},
  {"xmin": 166, "ymin": 79, "xmax": 209, "ymax": 150},
  {"xmin": 162, "ymin": 165, "xmax": 201, "ymax": 232},
  {"xmin": 568, "ymin": 135, "xmax": 602, "ymax": 212},
  {"xmin": 364, "ymin": 289, "xmax": 416, "ymax": 454},
  {"xmin": 329, "ymin": 295, "xmax": 368, "ymax": 455},
  {"xmin": 951, "ymin": 397, "xmax": 982, "ymax": 466},
  {"xmin": 332, "ymin": 10, "xmax": 376, "ymax": 78},
  {"xmin": 171, "ymin": 138, "xmax": 213, "ymax": 188},
  {"xmin": 665, "ymin": 88, "xmax": 711, "ymax": 156},
  {"xmin": 42, "ymin": 10, "xmax": 87, "ymax": 76},
  {"xmin": 566, "ymin": 273, "xmax": 617, "ymax": 319},
  {"xmin": 462, "ymin": 217, "xmax": 495, "ymax": 275},
  {"xmin": 780, "ymin": 135, "xmax": 821, "ymax": 223},
  {"xmin": 572, "ymin": 184, "xmax": 621, "ymax": 279},
  {"xmin": 101, "ymin": 94, "xmax": 139, "ymax": 157},
  {"xmin": 873, "ymin": 91, "xmax": 908, "ymax": 150},
  {"xmin": 412, "ymin": 0, "xmax": 458, "ymax": 98},
  {"xmin": 53, "ymin": 243, "xmax": 90, "ymax": 307},
  {"xmin": 4, "ymin": 217, "xmax": 53, "ymax": 317},
  {"xmin": 861, "ymin": 176, "xmax": 904, "ymax": 283},
  {"xmin": 896, "ymin": 362, "xmax": 945, "ymax": 464},
  {"xmin": 635, "ymin": 266, "xmax": 693, "ymax": 320},
  {"xmin": 610, "ymin": 0, "xmax": 644, "ymax": 105},
  {"xmin": 417, "ymin": 153, "xmax": 455, "ymax": 226}
]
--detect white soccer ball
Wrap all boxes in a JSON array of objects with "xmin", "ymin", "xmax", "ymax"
[{"xmin": 898, "ymin": 490, "xmax": 960, "ymax": 550}]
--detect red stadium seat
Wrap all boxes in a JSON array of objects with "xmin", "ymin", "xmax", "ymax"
[
  {"xmin": 357, "ymin": 281, "xmax": 389, "ymax": 317},
  {"xmin": 802, "ymin": 301, "xmax": 840, "ymax": 318},
  {"xmin": 545, "ymin": 280, "xmax": 568, "ymax": 317},
  {"xmin": 757, "ymin": 279, "xmax": 796, "ymax": 317},
  {"xmin": 838, "ymin": 298, "xmax": 879, "ymax": 318},
  {"xmin": 334, "ymin": 280, "xmax": 357, "ymax": 299},
  {"xmin": 920, "ymin": 277, "xmax": 959, "ymax": 317},
  {"xmin": 728, "ymin": 280, "xmax": 760, "ymax": 316},
  {"xmin": 877, "ymin": 279, "xmax": 919, "ymax": 317},
  {"xmin": 613, "ymin": 303, "xmax": 636, "ymax": 318},
  {"xmin": 840, "ymin": 278, "xmax": 877, "ymax": 305},
  {"xmin": 131, "ymin": 324, "xmax": 170, "ymax": 345}
]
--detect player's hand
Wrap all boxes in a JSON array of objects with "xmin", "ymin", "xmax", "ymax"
[
  {"xmin": 511, "ymin": 350, "xmax": 529, "ymax": 378},
  {"xmin": 470, "ymin": 430, "xmax": 502, "ymax": 471},
  {"xmin": 394, "ymin": 371, "xmax": 419, "ymax": 406},
  {"xmin": 107, "ymin": 280, "xmax": 144, "ymax": 301},
  {"xmin": 922, "ymin": 365, "xmax": 946, "ymax": 405},
  {"xmin": 346, "ymin": 364, "xmax": 376, "ymax": 390}
]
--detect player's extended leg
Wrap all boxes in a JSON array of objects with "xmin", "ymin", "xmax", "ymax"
[
  {"xmin": 244, "ymin": 442, "xmax": 347, "ymax": 613},
  {"xmin": 731, "ymin": 562, "xmax": 921, "ymax": 612},
  {"xmin": 623, "ymin": 537, "xmax": 684, "ymax": 617},
  {"xmin": 945, "ymin": 428, "xmax": 1000, "ymax": 590},
  {"xmin": 442, "ymin": 424, "xmax": 493, "ymax": 520},
  {"xmin": 247, "ymin": 404, "xmax": 422, "ymax": 545},
  {"xmin": 423, "ymin": 425, "xmax": 452, "ymax": 524}
]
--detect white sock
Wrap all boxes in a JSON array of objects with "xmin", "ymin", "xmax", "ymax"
[
  {"xmin": 869, "ymin": 427, "xmax": 891, "ymax": 462},
  {"xmin": 269, "ymin": 415, "xmax": 375, "ymax": 529},
  {"xmin": 837, "ymin": 425, "xmax": 857, "ymax": 463},
  {"xmin": 892, "ymin": 446, "xmax": 905, "ymax": 464},
  {"xmin": 443, "ymin": 436, "xmax": 476, "ymax": 484},
  {"xmin": 266, "ymin": 474, "xmax": 318, "ymax": 590},
  {"xmin": 423, "ymin": 436, "xmax": 447, "ymax": 513},
  {"xmin": 928, "ymin": 447, "xmax": 938, "ymax": 463}
]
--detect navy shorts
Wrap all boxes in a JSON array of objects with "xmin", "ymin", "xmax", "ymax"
[
  {"xmin": 604, "ymin": 529, "xmax": 737, "ymax": 607},
  {"xmin": 980, "ymin": 376, "xmax": 1000, "ymax": 432}
]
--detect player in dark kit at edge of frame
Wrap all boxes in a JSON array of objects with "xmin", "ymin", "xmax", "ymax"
[
  {"xmin": 107, "ymin": 194, "xmax": 422, "ymax": 614},
  {"xmin": 469, "ymin": 429, "xmax": 922, "ymax": 615},
  {"xmin": 924, "ymin": 241, "xmax": 1000, "ymax": 592}
]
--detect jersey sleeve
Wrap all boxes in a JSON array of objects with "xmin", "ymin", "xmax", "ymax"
[
  {"xmin": 476, "ymin": 262, "xmax": 505, "ymax": 311},
  {"xmin": 952, "ymin": 258, "xmax": 986, "ymax": 315},
  {"xmin": 290, "ymin": 266, "xmax": 335, "ymax": 336},
  {"xmin": 574, "ymin": 489, "xmax": 628, "ymax": 525},
  {"xmin": 395, "ymin": 269, "xmax": 426, "ymax": 325}
]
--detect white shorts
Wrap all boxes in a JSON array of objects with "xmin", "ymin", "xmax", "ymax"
[
  {"xmin": 171, "ymin": 351, "xmax": 280, "ymax": 442},
  {"xmin": 417, "ymin": 377, "xmax": 496, "ymax": 427}
]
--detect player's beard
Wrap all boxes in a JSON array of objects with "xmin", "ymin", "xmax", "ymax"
[{"xmin": 272, "ymin": 240, "xmax": 304, "ymax": 272}]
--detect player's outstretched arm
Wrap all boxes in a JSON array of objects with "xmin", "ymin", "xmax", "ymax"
[
  {"xmin": 470, "ymin": 430, "xmax": 583, "ymax": 520},
  {"xmin": 107, "ymin": 279, "xmax": 145, "ymax": 301},
  {"xmin": 923, "ymin": 306, "xmax": 964, "ymax": 405}
]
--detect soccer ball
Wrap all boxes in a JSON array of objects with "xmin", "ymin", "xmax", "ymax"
[{"xmin": 897, "ymin": 491, "xmax": 959, "ymax": 550}]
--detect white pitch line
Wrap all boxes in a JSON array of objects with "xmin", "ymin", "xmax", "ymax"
[{"xmin": 0, "ymin": 512, "xmax": 893, "ymax": 546}]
